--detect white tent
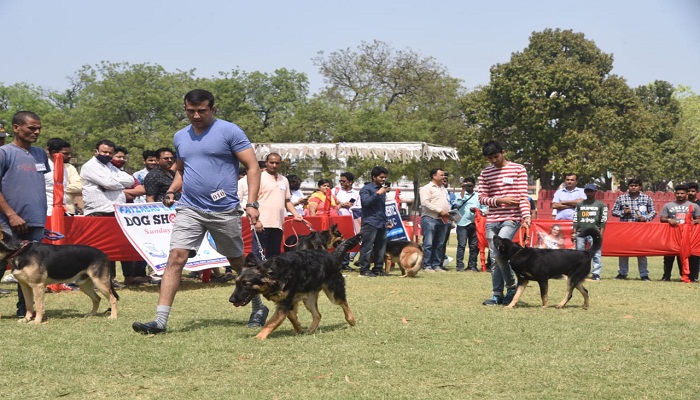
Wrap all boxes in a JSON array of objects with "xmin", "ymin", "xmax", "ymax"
[{"xmin": 253, "ymin": 142, "xmax": 459, "ymax": 162}]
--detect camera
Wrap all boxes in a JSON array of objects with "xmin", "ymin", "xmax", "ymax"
[{"xmin": 383, "ymin": 181, "xmax": 391, "ymax": 188}]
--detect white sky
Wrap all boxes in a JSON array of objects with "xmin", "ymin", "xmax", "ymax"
[{"xmin": 2, "ymin": 0, "xmax": 699, "ymax": 94}]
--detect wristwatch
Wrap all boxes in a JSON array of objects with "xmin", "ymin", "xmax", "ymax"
[{"xmin": 245, "ymin": 202, "xmax": 260, "ymax": 209}]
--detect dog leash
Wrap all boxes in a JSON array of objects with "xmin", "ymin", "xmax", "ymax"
[
  {"xmin": 282, "ymin": 219, "xmax": 314, "ymax": 249},
  {"xmin": 6, "ymin": 240, "xmax": 33, "ymax": 260},
  {"xmin": 44, "ymin": 229, "xmax": 65, "ymax": 241},
  {"xmin": 251, "ymin": 226, "xmax": 267, "ymax": 262}
]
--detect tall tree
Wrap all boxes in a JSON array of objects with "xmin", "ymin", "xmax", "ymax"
[
  {"xmin": 69, "ymin": 62, "xmax": 195, "ymax": 169},
  {"xmin": 482, "ymin": 28, "xmax": 648, "ymax": 189}
]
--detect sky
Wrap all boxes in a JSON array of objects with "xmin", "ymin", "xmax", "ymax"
[{"xmin": 2, "ymin": 0, "xmax": 699, "ymax": 95}]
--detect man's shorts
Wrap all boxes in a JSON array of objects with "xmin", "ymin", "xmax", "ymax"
[{"xmin": 170, "ymin": 207, "xmax": 243, "ymax": 259}]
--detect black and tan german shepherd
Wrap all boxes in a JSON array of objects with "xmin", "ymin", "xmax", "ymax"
[
  {"xmin": 383, "ymin": 240, "xmax": 423, "ymax": 277},
  {"xmin": 494, "ymin": 227, "xmax": 602, "ymax": 309},
  {"xmin": 230, "ymin": 233, "xmax": 361, "ymax": 340},
  {"xmin": 0, "ymin": 231, "xmax": 119, "ymax": 323},
  {"xmin": 283, "ymin": 223, "xmax": 345, "ymax": 252}
]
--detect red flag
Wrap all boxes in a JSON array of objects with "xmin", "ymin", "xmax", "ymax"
[{"xmin": 47, "ymin": 153, "xmax": 66, "ymax": 245}]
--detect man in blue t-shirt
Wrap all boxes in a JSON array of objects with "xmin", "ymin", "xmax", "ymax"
[
  {"xmin": 133, "ymin": 89, "xmax": 263, "ymax": 335},
  {"xmin": 0, "ymin": 111, "xmax": 50, "ymax": 317}
]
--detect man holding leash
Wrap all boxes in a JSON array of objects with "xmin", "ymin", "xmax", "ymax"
[
  {"xmin": 478, "ymin": 140, "xmax": 531, "ymax": 306},
  {"xmin": 0, "ymin": 111, "xmax": 51, "ymax": 316},
  {"xmin": 133, "ymin": 89, "xmax": 265, "ymax": 334},
  {"xmin": 239, "ymin": 152, "xmax": 303, "ymax": 261}
]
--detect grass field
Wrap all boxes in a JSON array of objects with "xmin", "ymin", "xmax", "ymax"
[{"xmin": 2, "ymin": 254, "xmax": 699, "ymax": 400}]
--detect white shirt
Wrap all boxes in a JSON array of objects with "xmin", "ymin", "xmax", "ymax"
[{"xmin": 80, "ymin": 157, "xmax": 135, "ymax": 215}]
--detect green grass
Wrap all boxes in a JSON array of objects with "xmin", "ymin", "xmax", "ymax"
[{"xmin": 2, "ymin": 255, "xmax": 700, "ymax": 400}]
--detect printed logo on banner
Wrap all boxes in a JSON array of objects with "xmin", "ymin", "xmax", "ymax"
[
  {"xmin": 114, "ymin": 203, "xmax": 230, "ymax": 274},
  {"xmin": 385, "ymin": 201, "xmax": 408, "ymax": 241}
]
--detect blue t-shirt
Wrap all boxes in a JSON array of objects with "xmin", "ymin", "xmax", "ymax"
[
  {"xmin": 0, "ymin": 144, "xmax": 50, "ymax": 229},
  {"xmin": 174, "ymin": 119, "xmax": 252, "ymax": 212}
]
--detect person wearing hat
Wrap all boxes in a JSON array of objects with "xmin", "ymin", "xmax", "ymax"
[{"xmin": 572, "ymin": 183, "xmax": 608, "ymax": 280}]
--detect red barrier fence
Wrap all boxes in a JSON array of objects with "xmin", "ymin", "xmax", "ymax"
[{"xmin": 49, "ymin": 215, "xmax": 356, "ymax": 261}]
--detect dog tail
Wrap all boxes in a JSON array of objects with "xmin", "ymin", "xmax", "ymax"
[
  {"xmin": 332, "ymin": 233, "xmax": 362, "ymax": 261},
  {"xmin": 578, "ymin": 227, "xmax": 602, "ymax": 255}
]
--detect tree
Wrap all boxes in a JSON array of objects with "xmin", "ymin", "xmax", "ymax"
[
  {"xmin": 209, "ymin": 68, "xmax": 310, "ymax": 142},
  {"xmin": 482, "ymin": 28, "xmax": 650, "ymax": 190},
  {"xmin": 313, "ymin": 40, "xmax": 464, "ymax": 145},
  {"xmin": 68, "ymin": 62, "xmax": 195, "ymax": 169}
]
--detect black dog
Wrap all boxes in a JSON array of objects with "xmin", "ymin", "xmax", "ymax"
[
  {"xmin": 494, "ymin": 227, "xmax": 601, "ymax": 309},
  {"xmin": 230, "ymin": 233, "xmax": 361, "ymax": 340},
  {"xmin": 0, "ymin": 231, "xmax": 119, "ymax": 323},
  {"xmin": 283, "ymin": 223, "xmax": 344, "ymax": 252}
]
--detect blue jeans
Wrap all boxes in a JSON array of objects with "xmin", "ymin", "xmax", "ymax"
[
  {"xmin": 456, "ymin": 223, "xmax": 478, "ymax": 270},
  {"xmin": 421, "ymin": 216, "xmax": 448, "ymax": 269},
  {"xmin": 15, "ymin": 227, "xmax": 46, "ymax": 317},
  {"xmin": 576, "ymin": 235, "xmax": 603, "ymax": 276},
  {"xmin": 358, "ymin": 224, "xmax": 387, "ymax": 274},
  {"xmin": 618, "ymin": 256, "xmax": 649, "ymax": 277},
  {"xmin": 486, "ymin": 220, "xmax": 521, "ymax": 297}
]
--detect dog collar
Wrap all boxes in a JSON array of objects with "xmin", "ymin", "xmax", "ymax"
[
  {"xmin": 6, "ymin": 240, "xmax": 33, "ymax": 260},
  {"xmin": 508, "ymin": 247, "xmax": 525, "ymax": 260}
]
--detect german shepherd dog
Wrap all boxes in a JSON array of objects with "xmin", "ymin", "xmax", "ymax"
[
  {"xmin": 230, "ymin": 233, "xmax": 361, "ymax": 340},
  {"xmin": 493, "ymin": 227, "xmax": 602, "ymax": 309},
  {"xmin": 383, "ymin": 240, "xmax": 423, "ymax": 277},
  {"xmin": 283, "ymin": 223, "xmax": 344, "ymax": 252},
  {"xmin": 0, "ymin": 231, "xmax": 119, "ymax": 323}
]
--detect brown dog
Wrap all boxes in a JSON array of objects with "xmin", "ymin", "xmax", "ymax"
[
  {"xmin": 384, "ymin": 240, "xmax": 423, "ymax": 277},
  {"xmin": 0, "ymin": 231, "xmax": 119, "ymax": 323},
  {"xmin": 230, "ymin": 234, "xmax": 361, "ymax": 339}
]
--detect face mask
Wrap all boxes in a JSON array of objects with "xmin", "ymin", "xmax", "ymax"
[
  {"xmin": 111, "ymin": 159, "xmax": 126, "ymax": 168},
  {"xmin": 96, "ymin": 154, "xmax": 113, "ymax": 165}
]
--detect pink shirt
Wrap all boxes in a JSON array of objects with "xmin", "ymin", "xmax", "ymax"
[{"xmin": 239, "ymin": 171, "xmax": 290, "ymax": 229}]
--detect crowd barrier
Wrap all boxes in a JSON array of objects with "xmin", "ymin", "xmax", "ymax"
[{"xmin": 44, "ymin": 215, "xmax": 356, "ymax": 262}]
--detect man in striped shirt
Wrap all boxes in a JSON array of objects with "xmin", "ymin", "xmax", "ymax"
[{"xmin": 478, "ymin": 140, "xmax": 531, "ymax": 306}]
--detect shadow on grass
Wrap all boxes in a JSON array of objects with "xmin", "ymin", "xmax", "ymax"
[{"xmin": 175, "ymin": 316, "xmax": 352, "ymax": 338}]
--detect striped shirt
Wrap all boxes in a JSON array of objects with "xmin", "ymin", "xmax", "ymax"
[{"xmin": 478, "ymin": 162, "xmax": 531, "ymax": 223}]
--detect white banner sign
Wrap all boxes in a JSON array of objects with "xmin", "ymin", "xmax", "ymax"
[{"xmin": 114, "ymin": 203, "xmax": 230, "ymax": 274}]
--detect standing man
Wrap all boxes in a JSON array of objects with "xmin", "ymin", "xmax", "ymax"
[
  {"xmin": 611, "ymin": 178, "xmax": 656, "ymax": 281},
  {"xmin": 659, "ymin": 184, "xmax": 700, "ymax": 282},
  {"xmin": 572, "ymin": 184, "xmax": 608, "ymax": 281},
  {"xmin": 81, "ymin": 141, "xmax": 145, "ymax": 286},
  {"xmin": 133, "ymin": 89, "xmax": 263, "ymax": 334},
  {"xmin": 239, "ymin": 152, "xmax": 303, "ymax": 260},
  {"xmin": 552, "ymin": 173, "xmax": 585, "ymax": 221},
  {"xmin": 334, "ymin": 172, "xmax": 360, "ymax": 216},
  {"xmin": 286, "ymin": 174, "xmax": 307, "ymax": 215},
  {"xmin": 133, "ymin": 150, "xmax": 158, "ymax": 203},
  {"xmin": 80, "ymin": 140, "xmax": 137, "ymax": 215},
  {"xmin": 478, "ymin": 140, "xmax": 531, "ymax": 306},
  {"xmin": 358, "ymin": 166, "xmax": 390, "ymax": 277},
  {"xmin": 441, "ymin": 174, "xmax": 456, "ymax": 268},
  {"xmin": 0, "ymin": 111, "xmax": 50, "ymax": 317},
  {"xmin": 419, "ymin": 168, "xmax": 451, "ymax": 272},
  {"xmin": 144, "ymin": 147, "xmax": 178, "ymax": 203},
  {"xmin": 334, "ymin": 172, "xmax": 361, "ymax": 271},
  {"xmin": 452, "ymin": 177, "xmax": 483, "ymax": 272}
]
